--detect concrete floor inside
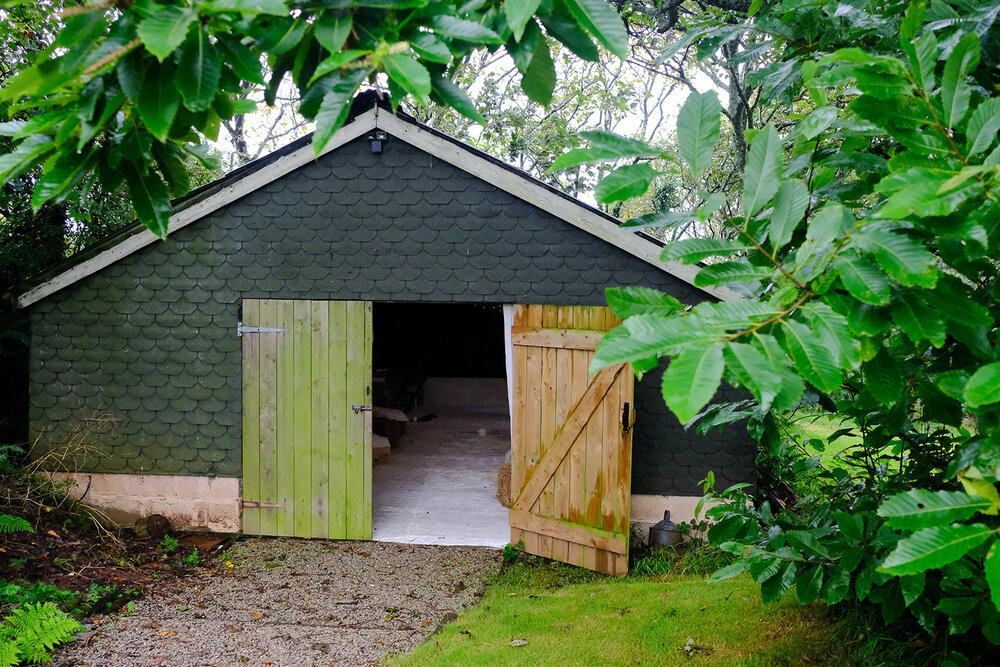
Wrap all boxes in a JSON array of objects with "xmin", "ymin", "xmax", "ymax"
[{"xmin": 371, "ymin": 406, "xmax": 511, "ymax": 548}]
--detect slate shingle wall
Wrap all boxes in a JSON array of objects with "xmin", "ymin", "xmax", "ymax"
[{"xmin": 28, "ymin": 133, "xmax": 755, "ymax": 493}]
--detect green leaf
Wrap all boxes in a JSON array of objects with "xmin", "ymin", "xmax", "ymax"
[
  {"xmin": 967, "ymin": 98, "xmax": 1000, "ymax": 156},
  {"xmin": 382, "ymin": 54, "xmax": 431, "ymax": 102},
  {"xmin": 779, "ymin": 319, "xmax": 842, "ymax": 393},
  {"xmin": 821, "ymin": 565, "xmax": 852, "ymax": 604},
  {"xmin": 661, "ymin": 342, "xmax": 724, "ymax": 424},
  {"xmin": 605, "ymin": 287, "xmax": 682, "ymax": 319},
  {"xmin": 211, "ymin": 0, "xmax": 289, "ymax": 15},
  {"xmin": 964, "ymin": 362, "xmax": 1000, "ymax": 407},
  {"xmin": 548, "ymin": 147, "xmax": 632, "ymax": 172},
  {"xmin": 694, "ymin": 262, "xmax": 773, "ymax": 287},
  {"xmin": 138, "ymin": 5, "xmax": 196, "ymax": 61},
  {"xmin": 315, "ymin": 11, "xmax": 353, "ymax": 53},
  {"xmin": 520, "ymin": 36, "xmax": 556, "ymax": 105},
  {"xmin": 538, "ymin": 7, "xmax": 599, "ymax": 62},
  {"xmin": 761, "ymin": 561, "xmax": 797, "ymax": 604},
  {"xmin": 123, "ymin": 165, "xmax": 172, "ymax": 239},
  {"xmin": 0, "ymin": 135, "xmax": 53, "ymax": 185},
  {"xmin": 676, "ymin": 91, "xmax": 722, "ymax": 180},
  {"xmin": 409, "ymin": 33, "xmax": 452, "ymax": 63},
  {"xmin": 834, "ymin": 254, "xmax": 890, "ymax": 305},
  {"xmin": 801, "ymin": 302, "xmax": 859, "ymax": 368},
  {"xmin": 903, "ymin": 33, "xmax": 936, "ymax": 93},
  {"xmin": 313, "ymin": 69, "xmax": 369, "ymax": 156},
  {"xmin": 986, "ymin": 539, "xmax": 1000, "ymax": 611},
  {"xmin": 430, "ymin": 16, "xmax": 503, "ymax": 43},
  {"xmin": 564, "ymin": 0, "xmax": 627, "ymax": 60},
  {"xmin": 849, "ymin": 230, "xmax": 937, "ymax": 288},
  {"xmin": 708, "ymin": 560, "xmax": 751, "ymax": 582},
  {"xmin": 594, "ymin": 163, "xmax": 658, "ymax": 203},
  {"xmin": 723, "ymin": 342, "xmax": 782, "ymax": 411},
  {"xmin": 177, "ymin": 27, "xmax": 223, "ymax": 112},
  {"xmin": 879, "ymin": 490, "xmax": 993, "ymax": 530},
  {"xmin": 505, "ymin": 0, "xmax": 542, "ymax": 41},
  {"xmin": 216, "ymin": 35, "xmax": 265, "ymax": 84},
  {"xmin": 891, "ymin": 289, "xmax": 946, "ymax": 347},
  {"xmin": 430, "ymin": 77, "xmax": 484, "ymax": 125},
  {"xmin": 795, "ymin": 565, "xmax": 823, "ymax": 604},
  {"xmin": 661, "ymin": 238, "xmax": 749, "ymax": 264},
  {"xmin": 791, "ymin": 106, "xmax": 837, "ymax": 141},
  {"xmin": 940, "ymin": 32, "xmax": 980, "ymax": 129},
  {"xmin": 833, "ymin": 511, "xmax": 864, "ymax": 542},
  {"xmin": 900, "ymin": 573, "xmax": 925, "ymax": 607},
  {"xmin": 31, "ymin": 153, "xmax": 89, "ymax": 211},
  {"xmin": 880, "ymin": 524, "xmax": 994, "ymax": 575},
  {"xmin": 743, "ymin": 124, "xmax": 782, "ymax": 217},
  {"xmin": 769, "ymin": 178, "xmax": 809, "ymax": 252},
  {"xmin": 864, "ymin": 349, "xmax": 903, "ymax": 405},
  {"xmin": 137, "ymin": 59, "xmax": 180, "ymax": 141},
  {"xmin": 309, "ymin": 50, "xmax": 372, "ymax": 85},
  {"xmin": 548, "ymin": 133, "xmax": 656, "ymax": 173}
]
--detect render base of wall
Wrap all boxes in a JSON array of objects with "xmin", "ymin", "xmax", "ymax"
[
  {"xmin": 49, "ymin": 473, "xmax": 240, "ymax": 533},
  {"xmin": 629, "ymin": 494, "xmax": 707, "ymax": 546}
]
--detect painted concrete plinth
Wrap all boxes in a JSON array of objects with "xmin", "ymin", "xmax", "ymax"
[{"xmin": 49, "ymin": 472, "xmax": 240, "ymax": 532}]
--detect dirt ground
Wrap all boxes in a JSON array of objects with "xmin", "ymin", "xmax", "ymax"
[{"xmin": 52, "ymin": 539, "xmax": 502, "ymax": 666}]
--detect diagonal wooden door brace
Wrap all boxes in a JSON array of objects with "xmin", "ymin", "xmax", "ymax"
[{"xmin": 511, "ymin": 363, "xmax": 625, "ymax": 512}]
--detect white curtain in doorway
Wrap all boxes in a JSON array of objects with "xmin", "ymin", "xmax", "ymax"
[{"xmin": 503, "ymin": 304, "xmax": 514, "ymax": 421}]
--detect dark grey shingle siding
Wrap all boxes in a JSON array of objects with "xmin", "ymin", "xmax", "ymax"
[{"xmin": 28, "ymin": 134, "xmax": 755, "ymax": 493}]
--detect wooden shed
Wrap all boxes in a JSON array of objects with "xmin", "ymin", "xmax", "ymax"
[{"xmin": 17, "ymin": 92, "xmax": 755, "ymax": 575}]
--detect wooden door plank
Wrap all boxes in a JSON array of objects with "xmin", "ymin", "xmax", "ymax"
[
  {"xmin": 241, "ymin": 299, "xmax": 261, "ymax": 535},
  {"xmin": 328, "ymin": 301, "xmax": 348, "ymax": 538},
  {"xmin": 617, "ymin": 372, "xmax": 635, "ymax": 535},
  {"xmin": 309, "ymin": 301, "xmax": 330, "ymax": 539},
  {"xmin": 344, "ymin": 301, "xmax": 366, "ymax": 539},
  {"xmin": 552, "ymin": 305, "xmax": 573, "ymax": 563},
  {"xmin": 522, "ymin": 305, "xmax": 543, "ymax": 556},
  {"xmin": 583, "ymin": 307, "xmax": 607, "ymax": 571},
  {"xmin": 258, "ymin": 299, "xmax": 279, "ymax": 536},
  {"xmin": 291, "ymin": 301, "xmax": 312, "ymax": 537},
  {"xmin": 508, "ymin": 510, "xmax": 626, "ymax": 554},
  {"xmin": 601, "ymin": 361, "xmax": 621, "ymax": 533},
  {"xmin": 510, "ymin": 305, "xmax": 529, "ymax": 548},
  {"xmin": 275, "ymin": 299, "xmax": 296, "ymax": 537},
  {"xmin": 537, "ymin": 305, "xmax": 558, "ymax": 560},
  {"xmin": 510, "ymin": 327, "xmax": 605, "ymax": 350},
  {"xmin": 362, "ymin": 302, "xmax": 373, "ymax": 538}
]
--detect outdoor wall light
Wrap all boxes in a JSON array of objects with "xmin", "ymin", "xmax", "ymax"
[{"xmin": 369, "ymin": 131, "xmax": 387, "ymax": 153}]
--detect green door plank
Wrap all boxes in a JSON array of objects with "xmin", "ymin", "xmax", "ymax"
[
  {"xmin": 362, "ymin": 302, "xmax": 373, "ymax": 537},
  {"xmin": 258, "ymin": 298, "xmax": 279, "ymax": 536},
  {"xmin": 344, "ymin": 301, "xmax": 368, "ymax": 539},
  {"xmin": 310, "ymin": 300, "xmax": 330, "ymax": 538},
  {"xmin": 275, "ymin": 299, "xmax": 296, "ymax": 536},
  {"xmin": 241, "ymin": 299, "xmax": 261, "ymax": 535},
  {"xmin": 328, "ymin": 301, "xmax": 348, "ymax": 538},
  {"xmin": 292, "ymin": 300, "xmax": 312, "ymax": 538}
]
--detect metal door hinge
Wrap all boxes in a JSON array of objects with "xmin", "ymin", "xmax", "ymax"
[
  {"xmin": 237, "ymin": 321, "xmax": 285, "ymax": 337},
  {"xmin": 240, "ymin": 499, "xmax": 282, "ymax": 509},
  {"xmin": 352, "ymin": 404, "xmax": 373, "ymax": 414}
]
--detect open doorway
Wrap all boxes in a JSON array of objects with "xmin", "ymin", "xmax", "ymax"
[{"xmin": 370, "ymin": 302, "xmax": 510, "ymax": 546}]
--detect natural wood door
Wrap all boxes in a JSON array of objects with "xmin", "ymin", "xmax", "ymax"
[
  {"xmin": 242, "ymin": 299, "xmax": 372, "ymax": 539},
  {"xmin": 509, "ymin": 304, "xmax": 634, "ymax": 576}
]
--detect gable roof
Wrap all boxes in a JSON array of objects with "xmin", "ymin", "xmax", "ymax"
[{"xmin": 15, "ymin": 92, "xmax": 738, "ymax": 308}]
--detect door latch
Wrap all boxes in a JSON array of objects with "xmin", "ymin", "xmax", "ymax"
[
  {"xmin": 622, "ymin": 402, "xmax": 631, "ymax": 433},
  {"xmin": 352, "ymin": 405, "xmax": 373, "ymax": 414}
]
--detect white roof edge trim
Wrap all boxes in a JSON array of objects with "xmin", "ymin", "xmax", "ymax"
[
  {"xmin": 18, "ymin": 105, "xmax": 739, "ymax": 308},
  {"xmin": 16, "ymin": 108, "xmax": 379, "ymax": 309},
  {"xmin": 375, "ymin": 114, "xmax": 740, "ymax": 302}
]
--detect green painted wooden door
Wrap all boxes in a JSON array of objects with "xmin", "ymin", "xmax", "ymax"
[{"xmin": 242, "ymin": 299, "xmax": 372, "ymax": 539}]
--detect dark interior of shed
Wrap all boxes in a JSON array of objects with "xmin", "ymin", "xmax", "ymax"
[{"xmin": 370, "ymin": 302, "xmax": 511, "ymax": 546}]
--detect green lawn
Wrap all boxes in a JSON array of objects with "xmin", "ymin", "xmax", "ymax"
[{"xmin": 393, "ymin": 563, "xmax": 851, "ymax": 666}]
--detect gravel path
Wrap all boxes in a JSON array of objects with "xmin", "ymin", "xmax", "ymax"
[{"xmin": 55, "ymin": 538, "xmax": 503, "ymax": 666}]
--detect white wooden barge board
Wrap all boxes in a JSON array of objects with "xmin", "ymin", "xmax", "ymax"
[
  {"xmin": 16, "ymin": 109, "xmax": 378, "ymax": 309},
  {"xmin": 376, "ymin": 113, "xmax": 740, "ymax": 303},
  {"xmin": 18, "ymin": 105, "xmax": 739, "ymax": 308}
]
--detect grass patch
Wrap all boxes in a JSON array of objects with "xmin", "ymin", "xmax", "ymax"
[{"xmin": 393, "ymin": 560, "xmax": 849, "ymax": 666}]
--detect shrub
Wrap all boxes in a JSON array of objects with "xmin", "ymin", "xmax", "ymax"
[{"xmin": 0, "ymin": 602, "xmax": 82, "ymax": 666}]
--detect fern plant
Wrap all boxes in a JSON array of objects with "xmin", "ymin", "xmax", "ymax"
[
  {"xmin": 0, "ymin": 602, "xmax": 83, "ymax": 666},
  {"xmin": 0, "ymin": 515, "xmax": 32, "ymax": 535}
]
